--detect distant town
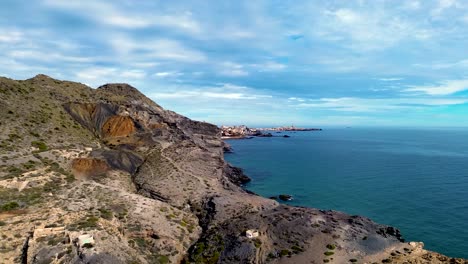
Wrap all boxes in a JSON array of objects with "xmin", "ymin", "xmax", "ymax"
[{"xmin": 220, "ymin": 125, "xmax": 322, "ymax": 139}]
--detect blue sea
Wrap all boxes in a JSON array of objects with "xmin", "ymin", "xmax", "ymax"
[{"xmin": 225, "ymin": 127, "xmax": 468, "ymax": 259}]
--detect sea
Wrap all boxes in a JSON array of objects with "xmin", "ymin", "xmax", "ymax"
[{"xmin": 224, "ymin": 127, "xmax": 468, "ymax": 259}]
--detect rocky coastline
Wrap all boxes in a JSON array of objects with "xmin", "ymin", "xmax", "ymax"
[
  {"xmin": 220, "ymin": 125, "xmax": 320, "ymax": 139},
  {"xmin": 0, "ymin": 75, "xmax": 466, "ymax": 263}
]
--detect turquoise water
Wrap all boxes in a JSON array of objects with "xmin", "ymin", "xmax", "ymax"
[{"xmin": 225, "ymin": 128, "xmax": 468, "ymax": 258}]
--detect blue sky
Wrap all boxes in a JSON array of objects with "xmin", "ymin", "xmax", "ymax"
[{"xmin": 1, "ymin": 0, "xmax": 468, "ymax": 127}]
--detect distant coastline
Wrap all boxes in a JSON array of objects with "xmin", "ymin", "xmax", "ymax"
[{"xmin": 220, "ymin": 125, "xmax": 322, "ymax": 139}]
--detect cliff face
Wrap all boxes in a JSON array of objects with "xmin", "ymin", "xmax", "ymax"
[{"xmin": 0, "ymin": 75, "xmax": 465, "ymax": 264}]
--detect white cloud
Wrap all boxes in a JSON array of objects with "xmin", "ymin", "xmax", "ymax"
[
  {"xmin": 218, "ymin": 62, "xmax": 248, "ymax": 77},
  {"xmin": 404, "ymin": 79, "xmax": 468, "ymax": 95},
  {"xmin": 251, "ymin": 61, "xmax": 287, "ymax": 72},
  {"xmin": 42, "ymin": 0, "xmax": 201, "ymax": 32},
  {"xmin": 75, "ymin": 67, "xmax": 146, "ymax": 87},
  {"xmin": 413, "ymin": 59, "xmax": 468, "ymax": 70},
  {"xmin": 0, "ymin": 30, "xmax": 23, "ymax": 43},
  {"xmin": 463, "ymin": 15, "xmax": 468, "ymax": 23},
  {"xmin": 108, "ymin": 36, "xmax": 206, "ymax": 63},
  {"xmin": 120, "ymin": 70, "xmax": 146, "ymax": 79},
  {"xmin": 288, "ymin": 97, "xmax": 305, "ymax": 102},
  {"xmin": 150, "ymin": 83, "xmax": 271, "ymax": 101},
  {"xmin": 317, "ymin": 8, "xmax": 432, "ymax": 51},
  {"xmin": 153, "ymin": 71, "xmax": 183, "ymax": 78},
  {"xmin": 402, "ymin": 1, "xmax": 421, "ymax": 10},
  {"xmin": 294, "ymin": 97, "xmax": 468, "ymax": 112},
  {"xmin": 8, "ymin": 49, "xmax": 94, "ymax": 63},
  {"xmin": 378, "ymin": 77, "xmax": 403, "ymax": 81},
  {"xmin": 431, "ymin": 0, "xmax": 462, "ymax": 16}
]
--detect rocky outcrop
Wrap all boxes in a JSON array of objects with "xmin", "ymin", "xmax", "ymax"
[
  {"xmin": 71, "ymin": 158, "xmax": 109, "ymax": 177},
  {"xmin": 223, "ymin": 164, "xmax": 251, "ymax": 186},
  {"xmin": 101, "ymin": 115, "xmax": 137, "ymax": 138}
]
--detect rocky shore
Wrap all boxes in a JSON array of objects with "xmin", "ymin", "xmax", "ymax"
[{"xmin": 0, "ymin": 75, "xmax": 466, "ymax": 263}]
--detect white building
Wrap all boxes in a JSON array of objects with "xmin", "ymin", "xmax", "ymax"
[{"xmin": 245, "ymin": 229, "xmax": 259, "ymax": 238}]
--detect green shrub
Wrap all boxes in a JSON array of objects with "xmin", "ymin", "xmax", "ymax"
[
  {"xmin": 31, "ymin": 141, "xmax": 48, "ymax": 152},
  {"xmin": 253, "ymin": 239, "xmax": 262, "ymax": 248},
  {"xmin": 30, "ymin": 131, "xmax": 40, "ymax": 138},
  {"xmin": 158, "ymin": 255, "xmax": 170, "ymax": 264},
  {"xmin": 279, "ymin": 249, "xmax": 291, "ymax": 257},
  {"xmin": 326, "ymin": 244, "xmax": 336, "ymax": 250},
  {"xmin": 1, "ymin": 201, "xmax": 19, "ymax": 211},
  {"xmin": 98, "ymin": 208, "xmax": 113, "ymax": 220},
  {"xmin": 7, "ymin": 166, "xmax": 23, "ymax": 175},
  {"xmin": 324, "ymin": 251, "xmax": 334, "ymax": 256},
  {"xmin": 291, "ymin": 245, "xmax": 303, "ymax": 252},
  {"xmin": 76, "ymin": 216, "xmax": 99, "ymax": 229},
  {"xmin": 350, "ymin": 259, "xmax": 358, "ymax": 263}
]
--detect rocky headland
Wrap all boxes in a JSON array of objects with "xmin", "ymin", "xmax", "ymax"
[{"xmin": 0, "ymin": 75, "xmax": 466, "ymax": 264}]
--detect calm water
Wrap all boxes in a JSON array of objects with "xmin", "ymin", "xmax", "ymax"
[{"xmin": 225, "ymin": 128, "xmax": 468, "ymax": 258}]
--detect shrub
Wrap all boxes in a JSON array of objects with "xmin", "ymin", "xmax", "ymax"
[
  {"xmin": 75, "ymin": 216, "xmax": 99, "ymax": 229},
  {"xmin": 31, "ymin": 141, "xmax": 48, "ymax": 152},
  {"xmin": 324, "ymin": 251, "xmax": 334, "ymax": 256},
  {"xmin": 350, "ymin": 259, "xmax": 358, "ymax": 263},
  {"xmin": 1, "ymin": 201, "xmax": 19, "ymax": 211},
  {"xmin": 279, "ymin": 249, "xmax": 291, "ymax": 257},
  {"xmin": 253, "ymin": 239, "xmax": 262, "ymax": 248},
  {"xmin": 98, "ymin": 208, "xmax": 113, "ymax": 220},
  {"xmin": 291, "ymin": 245, "xmax": 303, "ymax": 252},
  {"xmin": 158, "ymin": 255, "xmax": 169, "ymax": 264},
  {"xmin": 326, "ymin": 244, "xmax": 336, "ymax": 250},
  {"xmin": 30, "ymin": 131, "xmax": 40, "ymax": 138}
]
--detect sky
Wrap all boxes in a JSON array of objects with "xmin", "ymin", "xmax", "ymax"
[{"xmin": 1, "ymin": 0, "xmax": 468, "ymax": 127}]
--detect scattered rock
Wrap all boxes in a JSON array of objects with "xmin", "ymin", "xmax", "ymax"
[
  {"xmin": 77, "ymin": 234, "xmax": 95, "ymax": 248},
  {"xmin": 278, "ymin": 194, "xmax": 293, "ymax": 201}
]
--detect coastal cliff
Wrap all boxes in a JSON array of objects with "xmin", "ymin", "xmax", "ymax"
[{"xmin": 0, "ymin": 75, "xmax": 465, "ymax": 264}]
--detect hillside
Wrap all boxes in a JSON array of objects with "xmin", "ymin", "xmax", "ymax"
[{"xmin": 0, "ymin": 75, "xmax": 465, "ymax": 264}]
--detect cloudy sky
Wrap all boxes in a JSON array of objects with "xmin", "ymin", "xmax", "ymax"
[{"xmin": 1, "ymin": 0, "xmax": 468, "ymax": 127}]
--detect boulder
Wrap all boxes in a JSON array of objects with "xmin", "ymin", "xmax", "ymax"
[
  {"xmin": 278, "ymin": 194, "xmax": 293, "ymax": 201},
  {"xmin": 78, "ymin": 234, "xmax": 95, "ymax": 248}
]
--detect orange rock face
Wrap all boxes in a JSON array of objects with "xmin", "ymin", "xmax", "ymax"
[
  {"xmin": 101, "ymin": 115, "xmax": 136, "ymax": 138},
  {"xmin": 71, "ymin": 158, "xmax": 109, "ymax": 177}
]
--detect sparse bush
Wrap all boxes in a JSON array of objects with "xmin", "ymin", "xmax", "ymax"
[
  {"xmin": 326, "ymin": 244, "xmax": 336, "ymax": 250},
  {"xmin": 1, "ymin": 201, "xmax": 19, "ymax": 211},
  {"xmin": 158, "ymin": 255, "xmax": 169, "ymax": 264},
  {"xmin": 324, "ymin": 251, "xmax": 334, "ymax": 256},
  {"xmin": 253, "ymin": 239, "xmax": 262, "ymax": 248},
  {"xmin": 31, "ymin": 141, "xmax": 48, "ymax": 152},
  {"xmin": 98, "ymin": 208, "xmax": 113, "ymax": 220},
  {"xmin": 279, "ymin": 249, "xmax": 291, "ymax": 257},
  {"xmin": 291, "ymin": 245, "xmax": 303, "ymax": 252}
]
